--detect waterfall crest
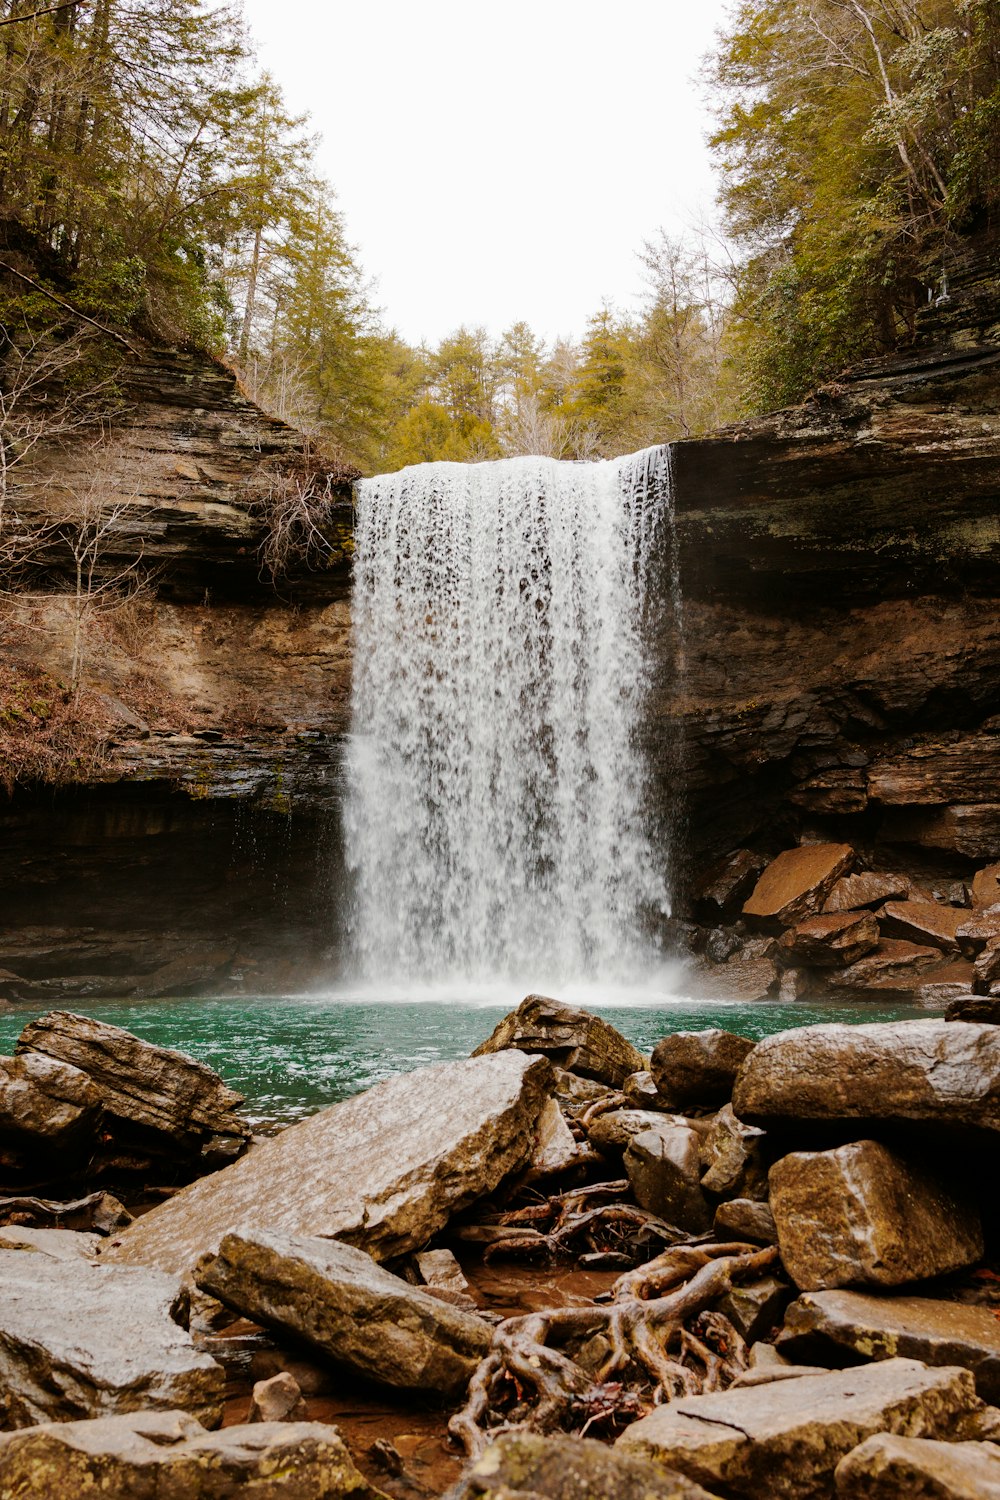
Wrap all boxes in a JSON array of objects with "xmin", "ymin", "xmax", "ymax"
[{"xmin": 345, "ymin": 448, "xmax": 671, "ymax": 984}]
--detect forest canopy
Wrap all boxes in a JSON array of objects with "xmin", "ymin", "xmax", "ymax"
[{"xmin": 0, "ymin": 0, "xmax": 997, "ymax": 472}]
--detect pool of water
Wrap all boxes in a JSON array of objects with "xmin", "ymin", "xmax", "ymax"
[{"xmin": 0, "ymin": 983, "xmax": 934, "ymax": 1125}]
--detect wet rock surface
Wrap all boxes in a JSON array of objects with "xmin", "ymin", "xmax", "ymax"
[
  {"xmin": 445, "ymin": 1431, "xmax": 722, "ymax": 1500},
  {"xmin": 473, "ymin": 994, "xmax": 645, "ymax": 1088},
  {"xmin": 768, "ymin": 1140, "xmax": 983, "ymax": 1291},
  {"xmin": 0, "ymin": 1051, "xmax": 103, "ymax": 1151},
  {"xmin": 0, "ymin": 1251, "xmax": 224, "ymax": 1429},
  {"xmin": 834, "ymin": 1433, "xmax": 1000, "ymax": 1499},
  {"xmin": 651, "ymin": 1029, "xmax": 756, "ymax": 1108},
  {"xmin": 624, "ymin": 1123, "xmax": 712, "ymax": 1232},
  {"xmin": 742, "ymin": 844, "xmax": 854, "ymax": 927},
  {"xmin": 778, "ymin": 1289, "xmax": 1000, "ymax": 1401},
  {"xmin": 105, "ymin": 1052, "xmax": 553, "ymax": 1275},
  {"xmin": 197, "ymin": 1230, "xmax": 492, "ymax": 1397},
  {"xmin": 0, "ymin": 1410, "xmax": 385, "ymax": 1499},
  {"xmin": 778, "ymin": 911, "xmax": 879, "ymax": 968},
  {"xmin": 616, "ymin": 1359, "xmax": 980, "ymax": 1500}
]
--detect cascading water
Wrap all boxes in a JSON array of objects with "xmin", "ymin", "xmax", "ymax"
[{"xmin": 345, "ymin": 447, "xmax": 672, "ymax": 985}]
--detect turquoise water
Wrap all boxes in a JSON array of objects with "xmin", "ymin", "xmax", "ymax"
[{"xmin": 0, "ymin": 988, "xmax": 932, "ymax": 1125}]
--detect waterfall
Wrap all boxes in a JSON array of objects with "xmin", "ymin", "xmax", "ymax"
[{"xmin": 345, "ymin": 447, "xmax": 671, "ymax": 985}]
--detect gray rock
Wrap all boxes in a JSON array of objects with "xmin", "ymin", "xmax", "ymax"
[
  {"xmin": 527, "ymin": 1096, "xmax": 583, "ymax": 1177},
  {"xmin": 624, "ymin": 1124, "xmax": 711, "ymax": 1232},
  {"xmin": 651, "ymin": 1030, "xmax": 756, "ymax": 1108},
  {"xmin": 587, "ymin": 1108, "xmax": 690, "ymax": 1153},
  {"xmin": 246, "ymin": 1372, "xmax": 307, "ymax": 1423},
  {"xmin": 0, "ymin": 1052, "xmax": 102, "ymax": 1150},
  {"xmin": 714, "ymin": 1198, "xmax": 778, "ymax": 1244},
  {"xmin": 197, "ymin": 1229, "xmax": 492, "ymax": 1397},
  {"xmin": 446, "ymin": 1430, "xmax": 721, "ymax": 1500},
  {"xmin": 473, "ymin": 994, "xmax": 645, "ymax": 1087},
  {"xmin": 0, "ymin": 1410, "xmax": 385, "ymax": 1498},
  {"xmin": 16, "ymin": 1010, "xmax": 249, "ymax": 1158},
  {"xmin": 717, "ymin": 1276, "xmax": 792, "ymax": 1343},
  {"xmin": 105, "ymin": 1052, "xmax": 553, "ymax": 1276},
  {"xmin": 617, "ymin": 1358, "xmax": 979, "ymax": 1499},
  {"xmin": 0, "ymin": 1226, "xmax": 100, "ymax": 1259},
  {"xmin": 623, "ymin": 1070, "xmax": 662, "ymax": 1108},
  {"xmin": 779, "ymin": 1289, "xmax": 1000, "ymax": 1401},
  {"xmin": 732, "ymin": 1020, "xmax": 1000, "ymax": 1139},
  {"xmin": 0, "ymin": 1250, "xmax": 224, "ymax": 1429},
  {"xmin": 699, "ymin": 1104, "xmax": 767, "ymax": 1198},
  {"xmin": 769, "ymin": 1140, "xmax": 983, "ymax": 1291},
  {"xmin": 835, "ymin": 1434, "xmax": 1000, "ymax": 1499}
]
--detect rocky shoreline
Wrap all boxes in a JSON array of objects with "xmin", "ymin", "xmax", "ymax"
[{"xmin": 0, "ymin": 996, "xmax": 996, "ymax": 1496}]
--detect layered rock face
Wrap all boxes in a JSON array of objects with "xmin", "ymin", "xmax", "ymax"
[{"xmin": 3, "ymin": 242, "xmax": 999, "ymax": 988}]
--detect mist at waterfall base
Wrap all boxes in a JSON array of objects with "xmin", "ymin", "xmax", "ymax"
[{"xmin": 342, "ymin": 447, "xmax": 679, "ymax": 1002}]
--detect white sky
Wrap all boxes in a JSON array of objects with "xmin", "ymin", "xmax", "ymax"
[{"xmin": 239, "ymin": 0, "xmax": 733, "ymax": 347}]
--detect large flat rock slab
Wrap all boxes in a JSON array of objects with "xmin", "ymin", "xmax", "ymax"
[
  {"xmin": 197, "ymin": 1229, "xmax": 491, "ymax": 1397},
  {"xmin": 616, "ymin": 1358, "xmax": 978, "ymax": 1499},
  {"xmin": 450, "ymin": 1431, "xmax": 722, "ymax": 1499},
  {"xmin": 107, "ymin": 1052, "xmax": 553, "ymax": 1276},
  {"xmin": 743, "ymin": 844, "xmax": 854, "ymax": 926},
  {"xmin": 835, "ymin": 1433, "xmax": 1000, "ymax": 1498},
  {"xmin": 473, "ymin": 995, "xmax": 644, "ymax": 1087},
  {"xmin": 769, "ymin": 1140, "xmax": 982, "ymax": 1291},
  {"xmin": 779, "ymin": 1289, "xmax": 1000, "ymax": 1401},
  {"xmin": 0, "ymin": 1410, "xmax": 386, "ymax": 1498},
  {"xmin": 0, "ymin": 1251, "xmax": 224, "ymax": 1429},
  {"xmin": 732, "ymin": 1020, "xmax": 1000, "ymax": 1138},
  {"xmin": 15, "ymin": 1010, "xmax": 249, "ymax": 1156}
]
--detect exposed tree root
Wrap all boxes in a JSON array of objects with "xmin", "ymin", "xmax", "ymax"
[{"xmin": 449, "ymin": 1241, "xmax": 779, "ymax": 1457}]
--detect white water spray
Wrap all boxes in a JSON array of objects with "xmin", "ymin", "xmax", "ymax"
[{"xmin": 345, "ymin": 448, "xmax": 671, "ymax": 984}]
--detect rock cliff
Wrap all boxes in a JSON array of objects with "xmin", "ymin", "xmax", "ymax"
[{"xmin": 2, "ymin": 240, "xmax": 999, "ymax": 995}]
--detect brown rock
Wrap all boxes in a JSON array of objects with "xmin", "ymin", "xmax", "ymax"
[
  {"xmin": 449, "ymin": 1430, "xmax": 721, "ymax": 1500},
  {"xmin": 972, "ymin": 863, "xmax": 1000, "ymax": 908},
  {"xmin": 975, "ymin": 938, "xmax": 1000, "ymax": 995},
  {"xmin": 947, "ymin": 996, "xmax": 1000, "ymax": 1024},
  {"xmin": 616, "ymin": 1358, "xmax": 979, "ymax": 1500},
  {"xmin": 778, "ymin": 1289, "xmax": 1000, "ymax": 1401},
  {"xmin": 472, "ymin": 994, "xmax": 645, "ymax": 1087},
  {"xmin": 622, "ymin": 1070, "xmax": 662, "ymax": 1109},
  {"xmin": 197, "ymin": 1231, "xmax": 492, "ymax": 1399},
  {"xmin": 587, "ymin": 1109, "xmax": 691, "ymax": 1154},
  {"xmin": 732, "ymin": 1019, "xmax": 1000, "ymax": 1139},
  {"xmin": 835, "ymin": 1434, "xmax": 1000, "ymax": 1499},
  {"xmin": 717, "ymin": 1277, "xmax": 792, "ymax": 1344},
  {"xmin": 878, "ymin": 900, "xmax": 964, "ymax": 952},
  {"xmin": 779, "ymin": 911, "xmax": 879, "ymax": 968},
  {"xmin": 713, "ymin": 1199, "xmax": 778, "ymax": 1245},
  {"xmin": 832, "ymin": 938, "xmax": 944, "ymax": 990},
  {"xmin": 246, "ymin": 1372, "xmax": 307, "ymax": 1423},
  {"xmin": 823, "ymin": 873, "xmax": 912, "ymax": 912},
  {"xmin": 699, "ymin": 1104, "xmax": 767, "ymax": 1199},
  {"xmin": 769, "ymin": 1140, "xmax": 982, "ymax": 1292},
  {"xmin": 743, "ymin": 844, "xmax": 854, "ymax": 927},
  {"xmin": 651, "ymin": 1030, "xmax": 756, "ymax": 1108},
  {"xmin": 0, "ymin": 1053, "xmax": 103, "ymax": 1151},
  {"xmin": 698, "ymin": 939, "xmax": 779, "ymax": 1000},
  {"xmin": 15, "ymin": 1011, "xmax": 249, "ymax": 1160},
  {"xmin": 104, "ymin": 1052, "xmax": 553, "ymax": 1277},
  {"xmin": 0, "ymin": 1411, "xmax": 385, "ymax": 1498},
  {"xmin": 694, "ymin": 849, "xmax": 767, "ymax": 921},
  {"xmin": 624, "ymin": 1124, "xmax": 711, "ymax": 1232},
  {"xmin": 957, "ymin": 906, "xmax": 1000, "ymax": 955}
]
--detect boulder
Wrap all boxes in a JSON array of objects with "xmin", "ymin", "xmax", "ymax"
[
  {"xmin": 0, "ymin": 1250, "xmax": 224, "ymax": 1429},
  {"xmin": 717, "ymin": 1276, "xmax": 792, "ymax": 1344},
  {"xmin": 624, "ymin": 1124, "xmax": 711, "ymax": 1232},
  {"xmin": 879, "ymin": 900, "xmax": 964, "ymax": 953},
  {"xmin": 0, "ymin": 1052, "xmax": 103, "ymax": 1152},
  {"xmin": 956, "ymin": 906, "xmax": 1000, "ymax": 956},
  {"xmin": 526, "ymin": 1096, "xmax": 582, "ymax": 1177},
  {"xmin": 15, "ymin": 1011, "xmax": 249, "ymax": 1160},
  {"xmin": 246, "ymin": 1372, "xmax": 308, "ymax": 1424},
  {"xmin": 823, "ymin": 873, "xmax": 911, "ymax": 912},
  {"xmin": 699, "ymin": 1105, "xmax": 767, "ymax": 1199},
  {"xmin": 0, "ymin": 1226, "xmax": 100, "ymax": 1259},
  {"xmin": 713, "ymin": 1198, "xmax": 778, "ymax": 1245},
  {"xmin": 778, "ymin": 911, "xmax": 879, "ymax": 968},
  {"xmin": 947, "ymin": 995, "xmax": 1000, "ymax": 1024},
  {"xmin": 831, "ymin": 939, "xmax": 944, "ymax": 990},
  {"xmin": 972, "ymin": 863, "xmax": 1000, "ymax": 908},
  {"xmin": 651, "ymin": 1030, "xmax": 756, "ymax": 1108},
  {"xmin": 743, "ymin": 844, "xmax": 854, "ymax": 927},
  {"xmin": 835, "ymin": 1434, "xmax": 1000, "ymax": 1499},
  {"xmin": 975, "ymin": 938, "xmax": 1000, "ymax": 995},
  {"xmin": 616, "ymin": 1358, "xmax": 979, "ymax": 1500},
  {"xmin": 0, "ymin": 1410, "xmax": 385, "ymax": 1499},
  {"xmin": 472, "ymin": 995, "xmax": 644, "ymax": 1087},
  {"xmin": 587, "ymin": 1108, "xmax": 692, "ymax": 1154},
  {"xmin": 623, "ymin": 1070, "xmax": 662, "ymax": 1109},
  {"xmin": 698, "ymin": 938, "xmax": 778, "ymax": 1000},
  {"xmin": 778, "ymin": 1289, "xmax": 1000, "ymax": 1401},
  {"xmin": 694, "ymin": 849, "xmax": 767, "ymax": 921},
  {"xmin": 446, "ymin": 1431, "xmax": 721, "ymax": 1500},
  {"xmin": 197, "ymin": 1230, "xmax": 491, "ymax": 1398},
  {"xmin": 105, "ymin": 1052, "xmax": 553, "ymax": 1276},
  {"xmin": 732, "ymin": 1020, "xmax": 1000, "ymax": 1139},
  {"xmin": 769, "ymin": 1140, "xmax": 982, "ymax": 1291}
]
